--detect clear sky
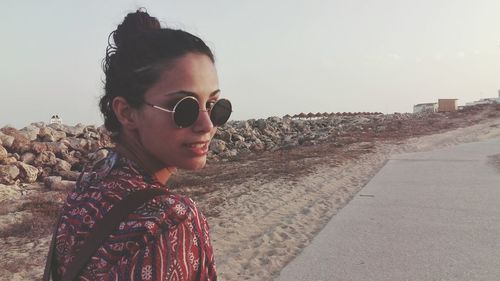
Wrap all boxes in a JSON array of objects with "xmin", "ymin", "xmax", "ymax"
[{"xmin": 1, "ymin": 0, "xmax": 499, "ymax": 128}]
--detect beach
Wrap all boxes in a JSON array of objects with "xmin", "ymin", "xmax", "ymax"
[
  {"xmin": 206, "ymin": 117, "xmax": 500, "ymax": 280},
  {"xmin": 1, "ymin": 113, "xmax": 500, "ymax": 280}
]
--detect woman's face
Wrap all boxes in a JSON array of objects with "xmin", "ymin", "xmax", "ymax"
[{"xmin": 134, "ymin": 53, "xmax": 220, "ymax": 170}]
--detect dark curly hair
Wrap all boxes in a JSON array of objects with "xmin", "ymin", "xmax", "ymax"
[{"xmin": 99, "ymin": 9, "xmax": 215, "ymax": 138}]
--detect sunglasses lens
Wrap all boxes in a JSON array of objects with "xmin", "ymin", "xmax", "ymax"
[
  {"xmin": 174, "ymin": 98, "xmax": 199, "ymax": 127},
  {"xmin": 210, "ymin": 99, "xmax": 232, "ymax": 126}
]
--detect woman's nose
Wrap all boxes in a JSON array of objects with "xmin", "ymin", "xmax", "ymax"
[{"xmin": 192, "ymin": 108, "xmax": 214, "ymax": 133}]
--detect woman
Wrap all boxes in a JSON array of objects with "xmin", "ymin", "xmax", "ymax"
[{"xmin": 51, "ymin": 9, "xmax": 230, "ymax": 280}]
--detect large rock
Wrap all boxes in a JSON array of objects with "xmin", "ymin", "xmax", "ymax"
[
  {"xmin": 30, "ymin": 121, "xmax": 46, "ymax": 128},
  {"xmin": 43, "ymin": 176, "xmax": 62, "ymax": 189},
  {"xmin": 0, "ymin": 184, "xmax": 24, "ymax": 202},
  {"xmin": 58, "ymin": 170, "xmax": 80, "ymax": 181},
  {"xmin": 0, "ymin": 145, "xmax": 7, "ymax": 162},
  {"xmin": 237, "ymin": 121, "xmax": 252, "ymax": 131},
  {"xmin": 20, "ymin": 152, "xmax": 36, "ymax": 164},
  {"xmin": 0, "ymin": 127, "xmax": 31, "ymax": 153},
  {"xmin": 33, "ymin": 151, "xmax": 58, "ymax": 167},
  {"xmin": 210, "ymin": 139, "xmax": 227, "ymax": 154},
  {"xmin": 2, "ymin": 156, "xmax": 17, "ymax": 165},
  {"xmin": 17, "ymin": 162, "xmax": 39, "ymax": 183},
  {"xmin": 0, "ymin": 132, "xmax": 15, "ymax": 149},
  {"xmin": 256, "ymin": 119, "xmax": 268, "ymax": 130},
  {"xmin": 215, "ymin": 130, "xmax": 232, "ymax": 142},
  {"xmin": 62, "ymin": 150, "xmax": 83, "ymax": 167},
  {"xmin": 20, "ymin": 125, "xmax": 40, "ymax": 141},
  {"xmin": 38, "ymin": 126, "xmax": 66, "ymax": 142},
  {"xmin": 44, "ymin": 176, "xmax": 75, "ymax": 190},
  {"xmin": 63, "ymin": 137, "xmax": 90, "ymax": 151},
  {"xmin": 61, "ymin": 124, "xmax": 85, "ymax": 137},
  {"xmin": 54, "ymin": 159, "xmax": 72, "ymax": 173},
  {"xmin": 31, "ymin": 141, "xmax": 68, "ymax": 156},
  {"xmin": 0, "ymin": 165, "xmax": 20, "ymax": 184}
]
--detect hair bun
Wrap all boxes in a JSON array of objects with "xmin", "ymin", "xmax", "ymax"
[{"xmin": 113, "ymin": 8, "xmax": 160, "ymax": 48}]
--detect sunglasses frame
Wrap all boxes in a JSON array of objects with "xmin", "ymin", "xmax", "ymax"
[{"xmin": 144, "ymin": 96, "xmax": 231, "ymax": 128}]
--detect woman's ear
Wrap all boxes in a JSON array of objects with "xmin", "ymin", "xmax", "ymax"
[{"xmin": 112, "ymin": 97, "xmax": 139, "ymax": 130}]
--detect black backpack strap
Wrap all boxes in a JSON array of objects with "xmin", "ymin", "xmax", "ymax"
[
  {"xmin": 43, "ymin": 188, "xmax": 168, "ymax": 281},
  {"xmin": 43, "ymin": 213, "xmax": 63, "ymax": 281}
]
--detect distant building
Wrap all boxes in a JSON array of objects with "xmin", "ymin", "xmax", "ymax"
[
  {"xmin": 438, "ymin": 99, "xmax": 458, "ymax": 112},
  {"xmin": 413, "ymin": 103, "xmax": 438, "ymax": 113},
  {"xmin": 465, "ymin": 91, "xmax": 500, "ymax": 107},
  {"xmin": 50, "ymin": 115, "xmax": 63, "ymax": 125}
]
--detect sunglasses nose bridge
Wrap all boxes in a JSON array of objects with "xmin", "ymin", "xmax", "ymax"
[{"xmin": 191, "ymin": 106, "xmax": 214, "ymax": 131}]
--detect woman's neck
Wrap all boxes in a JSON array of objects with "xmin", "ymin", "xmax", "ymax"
[{"xmin": 115, "ymin": 133, "xmax": 175, "ymax": 185}]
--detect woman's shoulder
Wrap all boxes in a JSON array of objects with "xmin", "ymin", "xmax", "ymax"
[
  {"xmin": 123, "ymin": 191, "xmax": 200, "ymax": 237},
  {"xmin": 61, "ymin": 148, "xmax": 206, "ymax": 238}
]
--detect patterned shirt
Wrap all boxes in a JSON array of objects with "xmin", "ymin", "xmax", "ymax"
[{"xmin": 54, "ymin": 149, "xmax": 217, "ymax": 280}]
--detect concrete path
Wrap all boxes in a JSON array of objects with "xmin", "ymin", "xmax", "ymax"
[{"xmin": 277, "ymin": 138, "xmax": 500, "ymax": 281}]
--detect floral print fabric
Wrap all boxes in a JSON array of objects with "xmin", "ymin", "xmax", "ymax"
[{"xmin": 54, "ymin": 149, "xmax": 217, "ymax": 280}]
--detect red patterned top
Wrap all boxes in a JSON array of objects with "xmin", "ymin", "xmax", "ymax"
[{"xmin": 54, "ymin": 149, "xmax": 217, "ymax": 280}]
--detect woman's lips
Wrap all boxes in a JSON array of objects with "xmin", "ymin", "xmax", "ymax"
[{"xmin": 184, "ymin": 141, "xmax": 209, "ymax": 156}]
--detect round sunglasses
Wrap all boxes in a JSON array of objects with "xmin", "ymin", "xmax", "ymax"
[{"xmin": 145, "ymin": 96, "xmax": 232, "ymax": 128}]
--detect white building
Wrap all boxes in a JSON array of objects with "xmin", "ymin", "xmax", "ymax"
[
  {"xmin": 413, "ymin": 103, "xmax": 438, "ymax": 113},
  {"xmin": 465, "ymin": 90, "xmax": 500, "ymax": 106},
  {"xmin": 50, "ymin": 115, "xmax": 63, "ymax": 125}
]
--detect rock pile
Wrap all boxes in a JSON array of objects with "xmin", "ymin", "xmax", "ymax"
[
  {"xmin": 1, "ymin": 104, "xmax": 498, "ymax": 186},
  {"xmin": 210, "ymin": 112, "xmax": 445, "ymax": 159},
  {"xmin": 0, "ymin": 123, "xmax": 111, "ymax": 187}
]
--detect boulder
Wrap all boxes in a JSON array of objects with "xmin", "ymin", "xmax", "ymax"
[
  {"xmin": 44, "ymin": 176, "xmax": 75, "ymax": 191},
  {"xmin": 0, "ymin": 132, "xmax": 15, "ymax": 149},
  {"xmin": 0, "ymin": 183, "xmax": 24, "ymax": 202},
  {"xmin": 47, "ymin": 122, "xmax": 65, "ymax": 131},
  {"xmin": 87, "ymin": 149, "xmax": 108, "ymax": 162},
  {"xmin": 33, "ymin": 151, "xmax": 58, "ymax": 167},
  {"xmin": 54, "ymin": 159, "xmax": 72, "ymax": 174},
  {"xmin": 62, "ymin": 150, "xmax": 82, "ymax": 167},
  {"xmin": 215, "ymin": 130, "xmax": 232, "ymax": 142},
  {"xmin": 0, "ymin": 145, "xmax": 7, "ymax": 162},
  {"xmin": 38, "ymin": 126, "xmax": 66, "ymax": 142},
  {"xmin": 2, "ymin": 156, "xmax": 17, "ymax": 165},
  {"xmin": 0, "ymin": 165, "xmax": 20, "ymax": 184},
  {"xmin": 237, "ymin": 121, "xmax": 252, "ymax": 131},
  {"xmin": 219, "ymin": 149, "xmax": 238, "ymax": 158},
  {"xmin": 20, "ymin": 125, "xmax": 40, "ymax": 141},
  {"xmin": 0, "ymin": 127, "xmax": 30, "ymax": 153},
  {"xmin": 58, "ymin": 170, "xmax": 80, "ymax": 181},
  {"xmin": 31, "ymin": 141, "xmax": 68, "ymax": 156},
  {"xmin": 43, "ymin": 176, "xmax": 61, "ymax": 189},
  {"xmin": 20, "ymin": 152, "xmax": 36, "ymax": 164},
  {"xmin": 64, "ymin": 137, "xmax": 89, "ymax": 151},
  {"xmin": 17, "ymin": 162, "xmax": 39, "ymax": 183},
  {"xmin": 30, "ymin": 121, "xmax": 46, "ymax": 128},
  {"xmin": 256, "ymin": 119, "xmax": 268, "ymax": 130},
  {"xmin": 39, "ymin": 167, "xmax": 53, "ymax": 178},
  {"xmin": 210, "ymin": 139, "xmax": 227, "ymax": 154},
  {"xmin": 232, "ymin": 134, "xmax": 245, "ymax": 142}
]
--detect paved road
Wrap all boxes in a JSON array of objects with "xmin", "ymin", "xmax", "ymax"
[{"xmin": 277, "ymin": 138, "xmax": 500, "ymax": 281}]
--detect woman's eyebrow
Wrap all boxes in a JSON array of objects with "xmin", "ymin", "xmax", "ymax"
[{"xmin": 165, "ymin": 89, "xmax": 221, "ymax": 97}]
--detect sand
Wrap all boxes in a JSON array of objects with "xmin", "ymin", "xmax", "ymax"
[
  {"xmin": 1, "ymin": 117, "xmax": 500, "ymax": 281},
  {"xmin": 208, "ymin": 118, "xmax": 500, "ymax": 280}
]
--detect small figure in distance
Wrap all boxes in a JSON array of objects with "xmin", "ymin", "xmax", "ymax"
[{"xmin": 46, "ymin": 8, "xmax": 231, "ymax": 281}]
